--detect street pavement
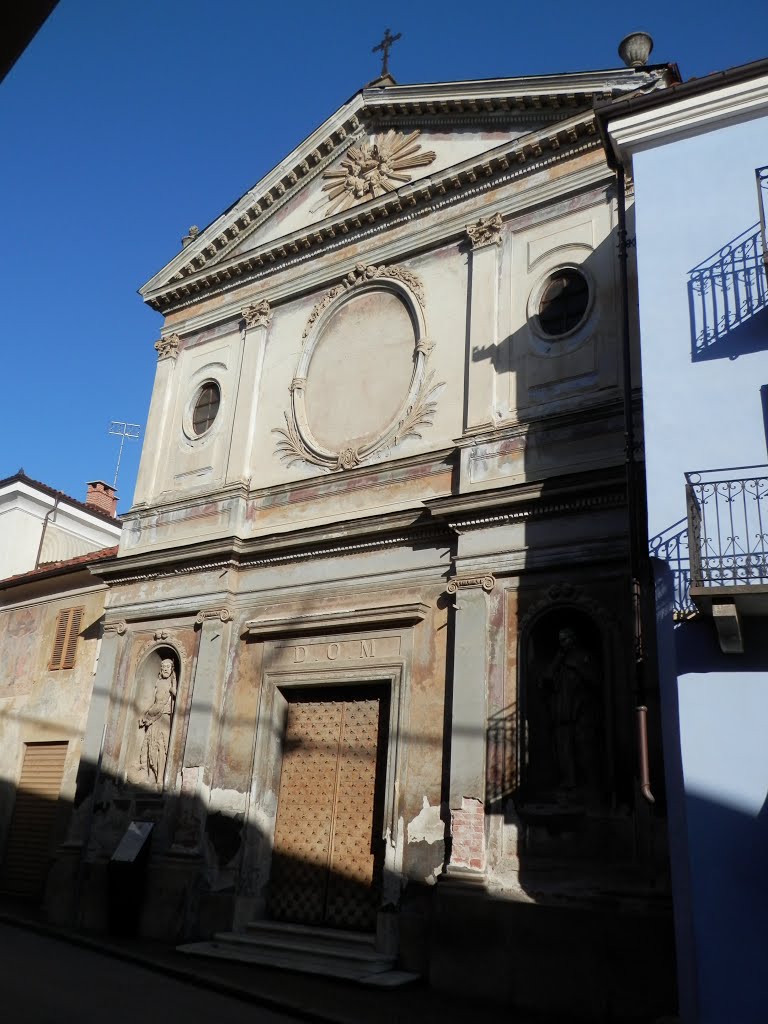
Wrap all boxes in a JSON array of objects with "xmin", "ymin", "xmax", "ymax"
[{"xmin": 0, "ymin": 921, "xmax": 301, "ymax": 1024}]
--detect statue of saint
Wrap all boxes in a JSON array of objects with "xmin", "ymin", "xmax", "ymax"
[
  {"xmin": 539, "ymin": 627, "xmax": 599, "ymax": 796},
  {"xmin": 137, "ymin": 657, "xmax": 177, "ymax": 785}
]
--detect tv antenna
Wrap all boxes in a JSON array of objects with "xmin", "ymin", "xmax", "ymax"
[{"xmin": 108, "ymin": 421, "xmax": 141, "ymax": 489}]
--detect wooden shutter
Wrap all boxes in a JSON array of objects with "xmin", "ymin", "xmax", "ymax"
[
  {"xmin": 0, "ymin": 742, "xmax": 68, "ymax": 898},
  {"xmin": 49, "ymin": 607, "xmax": 84, "ymax": 671},
  {"xmin": 62, "ymin": 607, "xmax": 83, "ymax": 669}
]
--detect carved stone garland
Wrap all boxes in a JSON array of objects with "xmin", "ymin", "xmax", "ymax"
[{"xmin": 273, "ymin": 263, "xmax": 443, "ymax": 472}]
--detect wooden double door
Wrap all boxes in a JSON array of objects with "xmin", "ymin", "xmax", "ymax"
[{"xmin": 268, "ymin": 686, "xmax": 389, "ymax": 932}]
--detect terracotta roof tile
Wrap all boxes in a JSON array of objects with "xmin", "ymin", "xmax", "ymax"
[{"xmin": 0, "ymin": 545, "xmax": 119, "ymax": 587}]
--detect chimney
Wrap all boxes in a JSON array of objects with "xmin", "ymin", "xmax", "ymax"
[{"xmin": 85, "ymin": 480, "xmax": 118, "ymax": 518}]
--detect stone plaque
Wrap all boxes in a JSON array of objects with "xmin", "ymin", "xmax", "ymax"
[{"xmin": 273, "ymin": 635, "xmax": 401, "ymax": 667}]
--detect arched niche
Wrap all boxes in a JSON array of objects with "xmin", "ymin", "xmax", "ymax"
[
  {"xmin": 126, "ymin": 645, "xmax": 180, "ymax": 791},
  {"xmin": 517, "ymin": 592, "xmax": 614, "ymax": 815}
]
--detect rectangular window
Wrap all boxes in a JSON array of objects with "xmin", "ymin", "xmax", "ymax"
[{"xmin": 49, "ymin": 607, "xmax": 84, "ymax": 670}]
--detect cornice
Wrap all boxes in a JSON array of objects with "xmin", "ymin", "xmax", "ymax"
[
  {"xmin": 155, "ymin": 166, "xmax": 611, "ymax": 339},
  {"xmin": 360, "ymin": 68, "xmax": 668, "ymax": 106},
  {"xmin": 244, "ymin": 602, "xmax": 430, "ymax": 638},
  {"xmin": 453, "ymin": 393, "xmax": 631, "ymax": 450},
  {"xmin": 146, "ymin": 112, "xmax": 604, "ymax": 314},
  {"xmin": 425, "ymin": 462, "xmax": 627, "ymax": 524},
  {"xmin": 444, "ymin": 489, "xmax": 625, "ymax": 534},
  {"xmin": 96, "ymin": 524, "xmax": 449, "ymax": 588},
  {"xmin": 153, "ymin": 161, "xmax": 611, "ymax": 344}
]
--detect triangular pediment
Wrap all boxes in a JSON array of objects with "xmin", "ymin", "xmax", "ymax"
[
  {"xmin": 224, "ymin": 122, "xmax": 541, "ymax": 258},
  {"xmin": 141, "ymin": 66, "xmax": 675, "ymax": 311}
]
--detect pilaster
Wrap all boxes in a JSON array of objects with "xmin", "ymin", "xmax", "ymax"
[
  {"xmin": 445, "ymin": 573, "xmax": 495, "ymax": 878},
  {"xmin": 172, "ymin": 607, "xmax": 233, "ymax": 852},
  {"xmin": 133, "ymin": 335, "xmax": 180, "ymax": 506},
  {"xmin": 464, "ymin": 215, "xmax": 502, "ymax": 433},
  {"xmin": 226, "ymin": 301, "xmax": 272, "ymax": 485}
]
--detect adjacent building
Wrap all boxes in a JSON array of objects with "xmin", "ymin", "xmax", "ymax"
[
  {"xmin": 600, "ymin": 57, "xmax": 768, "ymax": 1024},
  {"xmin": 0, "ymin": 474, "xmax": 120, "ymax": 903}
]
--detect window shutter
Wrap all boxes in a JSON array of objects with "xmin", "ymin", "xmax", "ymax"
[
  {"xmin": 62, "ymin": 607, "xmax": 83, "ymax": 669},
  {"xmin": 49, "ymin": 607, "xmax": 85, "ymax": 671},
  {"xmin": 49, "ymin": 610, "xmax": 69, "ymax": 670}
]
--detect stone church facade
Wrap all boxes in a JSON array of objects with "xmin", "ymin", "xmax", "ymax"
[{"xmin": 62, "ymin": 64, "xmax": 679, "ymax": 1017}]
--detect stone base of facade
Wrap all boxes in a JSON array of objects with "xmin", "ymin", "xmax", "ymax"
[{"xmin": 429, "ymin": 882, "xmax": 676, "ymax": 1020}]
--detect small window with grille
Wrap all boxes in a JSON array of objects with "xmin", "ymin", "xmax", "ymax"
[
  {"xmin": 49, "ymin": 607, "xmax": 84, "ymax": 671},
  {"xmin": 191, "ymin": 381, "xmax": 221, "ymax": 436}
]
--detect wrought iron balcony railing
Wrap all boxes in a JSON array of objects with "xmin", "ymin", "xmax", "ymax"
[
  {"xmin": 686, "ymin": 466, "xmax": 768, "ymax": 588},
  {"xmin": 688, "ymin": 222, "xmax": 767, "ymax": 360},
  {"xmin": 649, "ymin": 518, "xmax": 696, "ymax": 618}
]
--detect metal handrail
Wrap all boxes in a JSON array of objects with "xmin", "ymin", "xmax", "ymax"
[{"xmin": 686, "ymin": 467, "xmax": 768, "ymax": 588}]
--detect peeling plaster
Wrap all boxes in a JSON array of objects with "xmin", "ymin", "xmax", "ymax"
[
  {"xmin": 209, "ymin": 786, "xmax": 247, "ymax": 815},
  {"xmin": 382, "ymin": 817, "xmax": 405, "ymax": 905},
  {"xmin": 407, "ymin": 795, "xmax": 444, "ymax": 845}
]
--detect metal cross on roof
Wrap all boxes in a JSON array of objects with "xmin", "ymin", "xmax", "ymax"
[{"xmin": 372, "ymin": 28, "xmax": 401, "ymax": 77}]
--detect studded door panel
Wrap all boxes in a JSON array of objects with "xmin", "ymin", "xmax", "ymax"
[
  {"xmin": 325, "ymin": 697, "xmax": 381, "ymax": 930},
  {"xmin": 268, "ymin": 691, "xmax": 384, "ymax": 930},
  {"xmin": 268, "ymin": 699, "xmax": 342, "ymax": 925}
]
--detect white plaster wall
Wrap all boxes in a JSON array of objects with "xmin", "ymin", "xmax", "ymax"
[
  {"xmin": 0, "ymin": 487, "xmax": 120, "ymax": 580},
  {"xmin": 0, "ymin": 505, "xmax": 42, "ymax": 579}
]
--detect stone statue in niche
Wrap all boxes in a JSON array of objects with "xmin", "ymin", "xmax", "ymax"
[
  {"xmin": 135, "ymin": 656, "xmax": 177, "ymax": 786},
  {"xmin": 524, "ymin": 614, "xmax": 604, "ymax": 808},
  {"xmin": 539, "ymin": 627, "xmax": 599, "ymax": 794}
]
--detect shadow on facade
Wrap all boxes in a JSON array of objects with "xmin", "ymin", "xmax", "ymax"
[
  {"xmin": 649, "ymin": 520, "xmax": 695, "ymax": 620},
  {"xmin": 687, "ymin": 223, "xmax": 768, "ymax": 362},
  {"xmin": 0, "ymin": 222, "xmax": 680, "ymax": 1019},
  {"xmin": 438, "ymin": 222, "xmax": 680, "ymax": 1020},
  {"xmin": 681, "ymin": 791, "xmax": 768, "ymax": 1024}
]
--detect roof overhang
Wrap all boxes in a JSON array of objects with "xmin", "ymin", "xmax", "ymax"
[{"xmin": 597, "ymin": 58, "xmax": 768, "ymax": 165}]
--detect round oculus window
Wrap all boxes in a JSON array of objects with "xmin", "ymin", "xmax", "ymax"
[
  {"xmin": 537, "ymin": 268, "xmax": 590, "ymax": 337},
  {"xmin": 191, "ymin": 382, "xmax": 220, "ymax": 436}
]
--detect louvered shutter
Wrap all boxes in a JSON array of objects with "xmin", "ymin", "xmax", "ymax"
[
  {"xmin": 49, "ymin": 610, "xmax": 69, "ymax": 670},
  {"xmin": 61, "ymin": 607, "xmax": 83, "ymax": 669},
  {"xmin": 49, "ymin": 607, "xmax": 84, "ymax": 671},
  {"xmin": 0, "ymin": 742, "xmax": 68, "ymax": 897}
]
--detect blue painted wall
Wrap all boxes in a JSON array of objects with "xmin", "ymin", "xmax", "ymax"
[{"xmin": 634, "ymin": 117, "xmax": 768, "ymax": 1024}]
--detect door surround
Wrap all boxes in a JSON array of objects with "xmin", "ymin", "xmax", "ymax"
[{"xmin": 239, "ymin": 626, "xmax": 413, "ymax": 939}]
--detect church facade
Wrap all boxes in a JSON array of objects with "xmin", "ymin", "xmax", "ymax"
[{"xmin": 64, "ymin": 62, "xmax": 679, "ymax": 1017}]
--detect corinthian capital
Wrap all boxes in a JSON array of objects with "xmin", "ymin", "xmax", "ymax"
[
  {"xmin": 241, "ymin": 299, "xmax": 272, "ymax": 330},
  {"xmin": 466, "ymin": 213, "xmax": 503, "ymax": 250},
  {"xmin": 154, "ymin": 333, "xmax": 180, "ymax": 360}
]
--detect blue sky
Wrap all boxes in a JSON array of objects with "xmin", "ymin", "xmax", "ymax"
[{"xmin": 1, "ymin": 0, "xmax": 764, "ymax": 512}]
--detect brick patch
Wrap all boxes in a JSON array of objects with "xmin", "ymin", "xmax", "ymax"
[{"xmin": 450, "ymin": 797, "xmax": 485, "ymax": 870}]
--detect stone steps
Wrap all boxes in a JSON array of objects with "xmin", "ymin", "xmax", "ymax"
[{"xmin": 177, "ymin": 919, "xmax": 417, "ymax": 985}]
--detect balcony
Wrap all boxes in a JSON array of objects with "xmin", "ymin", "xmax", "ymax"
[{"xmin": 685, "ymin": 465, "xmax": 768, "ymax": 650}]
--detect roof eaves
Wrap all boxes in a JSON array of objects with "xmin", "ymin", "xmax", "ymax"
[
  {"xmin": 0, "ymin": 471, "xmax": 122, "ymax": 528},
  {"xmin": 0, "ymin": 545, "xmax": 119, "ymax": 589},
  {"xmin": 595, "ymin": 57, "xmax": 768, "ymax": 127}
]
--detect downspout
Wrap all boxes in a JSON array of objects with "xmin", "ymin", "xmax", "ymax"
[
  {"xmin": 35, "ymin": 494, "xmax": 60, "ymax": 568},
  {"xmin": 616, "ymin": 162, "xmax": 655, "ymax": 805}
]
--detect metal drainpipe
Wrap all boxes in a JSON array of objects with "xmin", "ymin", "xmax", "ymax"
[
  {"xmin": 616, "ymin": 163, "xmax": 655, "ymax": 805},
  {"xmin": 35, "ymin": 494, "xmax": 60, "ymax": 569}
]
